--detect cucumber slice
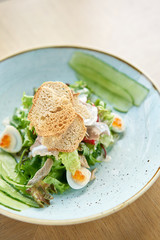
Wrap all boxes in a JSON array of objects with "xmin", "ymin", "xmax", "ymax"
[
  {"xmin": 71, "ymin": 64, "xmax": 133, "ymax": 102},
  {"xmin": 0, "ymin": 191, "xmax": 29, "ymax": 211},
  {"xmin": 78, "ymin": 75, "xmax": 132, "ymax": 112},
  {"xmin": 69, "ymin": 52, "xmax": 149, "ymax": 106},
  {"xmin": 0, "ymin": 152, "xmax": 25, "ymax": 183},
  {"xmin": 70, "ymin": 56, "xmax": 133, "ymax": 112},
  {"xmin": 70, "ymin": 58, "xmax": 133, "ymax": 112},
  {"xmin": 0, "ymin": 178, "xmax": 39, "ymax": 208}
]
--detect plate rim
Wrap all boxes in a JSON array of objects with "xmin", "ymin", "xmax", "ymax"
[{"xmin": 0, "ymin": 45, "xmax": 160, "ymax": 225}]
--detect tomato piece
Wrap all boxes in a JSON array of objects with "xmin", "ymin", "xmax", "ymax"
[{"xmin": 83, "ymin": 137, "xmax": 96, "ymax": 145}]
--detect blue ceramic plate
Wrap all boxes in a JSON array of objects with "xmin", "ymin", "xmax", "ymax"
[{"xmin": 0, "ymin": 47, "xmax": 160, "ymax": 225}]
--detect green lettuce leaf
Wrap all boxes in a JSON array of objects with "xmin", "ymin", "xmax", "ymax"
[
  {"xmin": 22, "ymin": 126, "xmax": 36, "ymax": 148},
  {"xmin": 44, "ymin": 176, "xmax": 69, "ymax": 194},
  {"xmin": 59, "ymin": 150, "xmax": 80, "ymax": 175},
  {"xmin": 94, "ymin": 99, "xmax": 114, "ymax": 127},
  {"xmin": 99, "ymin": 134, "xmax": 114, "ymax": 148},
  {"xmin": 22, "ymin": 93, "xmax": 33, "ymax": 109},
  {"xmin": 17, "ymin": 155, "xmax": 46, "ymax": 180},
  {"xmin": 80, "ymin": 143, "xmax": 102, "ymax": 166},
  {"xmin": 10, "ymin": 107, "xmax": 36, "ymax": 148},
  {"xmin": 10, "ymin": 108, "xmax": 30, "ymax": 130},
  {"xmin": 16, "ymin": 154, "xmax": 69, "ymax": 195},
  {"xmin": 48, "ymin": 158, "xmax": 66, "ymax": 180},
  {"xmin": 70, "ymin": 80, "xmax": 87, "ymax": 91},
  {"xmin": 70, "ymin": 80, "xmax": 91, "ymax": 99},
  {"xmin": 43, "ymin": 157, "xmax": 69, "ymax": 194}
]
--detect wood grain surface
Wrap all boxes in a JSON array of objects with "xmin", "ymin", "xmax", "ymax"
[{"xmin": 0, "ymin": 0, "xmax": 160, "ymax": 239}]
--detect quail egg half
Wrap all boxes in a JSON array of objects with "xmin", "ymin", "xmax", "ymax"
[
  {"xmin": 0, "ymin": 125, "xmax": 22, "ymax": 153},
  {"xmin": 67, "ymin": 167, "xmax": 91, "ymax": 189},
  {"xmin": 111, "ymin": 113, "xmax": 125, "ymax": 133}
]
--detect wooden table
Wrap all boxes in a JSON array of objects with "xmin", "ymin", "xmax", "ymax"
[{"xmin": 0, "ymin": 0, "xmax": 160, "ymax": 239}]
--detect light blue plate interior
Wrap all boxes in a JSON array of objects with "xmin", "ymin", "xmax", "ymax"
[{"xmin": 0, "ymin": 47, "xmax": 160, "ymax": 223}]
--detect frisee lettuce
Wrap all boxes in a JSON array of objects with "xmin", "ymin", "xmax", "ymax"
[
  {"xmin": 10, "ymin": 108, "xmax": 30, "ymax": 130},
  {"xmin": 44, "ymin": 176, "xmax": 69, "ymax": 194},
  {"xmin": 16, "ymin": 154, "xmax": 69, "ymax": 194},
  {"xmin": 47, "ymin": 156, "xmax": 66, "ymax": 181},
  {"xmin": 22, "ymin": 93, "xmax": 33, "ymax": 109},
  {"xmin": 22, "ymin": 126, "xmax": 36, "ymax": 147},
  {"xmin": 70, "ymin": 80, "xmax": 88, "ymax": 91},
  {"xmin": 17, "ymin": 155, "xmax": 46, "ymax": 180},
  {"xmin": 94, "ymin": 99, "xmax": 114, "ymax": 127},
  {"xmin": 10, "ymin": 106, "xmax": 36, "ymax": 149},
  {"xmin": 79, "ymin": 143, "xmax": 102, "ymax": 166}
]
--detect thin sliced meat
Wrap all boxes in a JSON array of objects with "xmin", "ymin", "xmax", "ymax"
[
  {"xmin": 28, "ymin": 158, "xmax": 53, "ymax": 185},
  {"xmin": 31, "ymin": 145, "xmax": 59, "ymax": 159},
  {"xmin": 94, "ymin": 122, "xmax": 110, "ymax": 136},
  {"xmin": 86, "ymin": 126, "xmax": 101, "ymax": 140},
  {"xmin": 30, "ymin": 137, "xmax": 59, "ymax": 159},
  {"xmin": 86, "ymin": 122, "xmax": 110, "ymax": 140},
  {"xmin": 79, "ymin": 155, "xmax": 90, "ymax": 168},
  {"xmin": 30, "ymin": 136, "xmax": 42, "ymax": 150},
  {"xmin": 90, "ymin": 168, "xmax": 97, "ymax": 181}
]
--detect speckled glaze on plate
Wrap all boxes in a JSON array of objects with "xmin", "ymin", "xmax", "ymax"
[{"xmin": 0, "ymin": 46, "xmax": 160, "ymax": 225}]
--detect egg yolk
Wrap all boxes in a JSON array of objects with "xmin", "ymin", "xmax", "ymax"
[
  {"xmin": 112, "ymin": 117, "xmax": 122, "ymax": 128},
  {"xmin": 72, "ymin": 170, "xmax": 85, "ymax": 182},
  {"xmin": 0, "ymin": 134, "xmax": 11, "ymax": 148}
]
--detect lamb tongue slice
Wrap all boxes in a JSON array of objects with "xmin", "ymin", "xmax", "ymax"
[{"xmin": 28, "ymin": 158, "xmax": 53, "ymax": 186}]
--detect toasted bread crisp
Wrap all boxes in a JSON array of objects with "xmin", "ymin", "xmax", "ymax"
[
  {"xmin": 28, "ymin": 81, "xmax": 88, "ymax": 151},
  {"xmin": 28, "ymin": 84, "xmax": 76, "ymax": 136},
  {"xmin": 42, "ymin": 114, "xmax": 86, "ymax": 152},
  {"xmin": 41, "ymin": 81, "xmax": 73, "ymax": 102}
]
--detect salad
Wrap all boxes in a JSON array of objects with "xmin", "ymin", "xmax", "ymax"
[
  {"xmin": 0, "ymin": 51, "xmax": 149, "ymax": 211},
  {"xmin": 0, "ymin": 81, "xmax": 124, "ymax": 211}
]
